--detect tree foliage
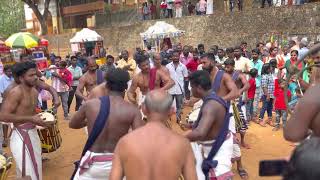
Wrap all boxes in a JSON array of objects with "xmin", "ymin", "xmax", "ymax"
[{"xmin": 0, "ymin": 0, "xmax": 25, "ymax": 38}]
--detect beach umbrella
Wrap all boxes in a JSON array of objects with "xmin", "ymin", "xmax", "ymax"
[{"xmin": 5, "ymin": 32, "xmax": 40, "ymax": 49}]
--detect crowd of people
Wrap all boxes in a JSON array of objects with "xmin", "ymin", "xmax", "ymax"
[
  {"xmin": 140, "ymin": 0, "xmax": 311, "ymax": 20},
  {"xmin": 0, "ymin": 36, "xmax": 319, "ymax": 180}
]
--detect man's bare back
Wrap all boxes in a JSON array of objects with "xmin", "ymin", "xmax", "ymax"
[
  {"xmin": 111, "ymin": 122, "xmax": 196, "ymax": 180},
  {"xmin": 88, "ymin": 82, "xmax": 108, "ymax": 99},
  {"xmin": 70, "ymin": 95, "xmax": 144, "ymax": 153}
]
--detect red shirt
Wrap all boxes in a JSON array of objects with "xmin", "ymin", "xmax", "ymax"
[
  {"xmin": 274, "ymin": 80, "xmax": 291, "ymax": 110},
  {"xmin": 247, "ymin": 78, "xmax": 256, "ymax": 99},
  {"xmin": 186, "ymin": 59, "xmax": 199, "ymax": 73}
]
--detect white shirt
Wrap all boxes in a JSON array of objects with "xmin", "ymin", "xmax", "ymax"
[
  {"xmin": 166, "ymin": 62, "xmax": 188, "ymax": 95},
  {"xmin": 234, "ymin": 56, "xmax": 253, "ymax": 72}
]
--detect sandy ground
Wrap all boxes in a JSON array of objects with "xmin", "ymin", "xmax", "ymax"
[{"xmin": 5, "ymin": 103, "xmax": 294, "ymax": 180}]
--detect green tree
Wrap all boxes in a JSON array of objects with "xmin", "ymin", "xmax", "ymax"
[{"xmin": 0, "ymin": 0, "xmax": 25, "ymax": 38}]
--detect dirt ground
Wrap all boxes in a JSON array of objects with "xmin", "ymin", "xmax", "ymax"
[{"xmin": 5, "ymin": 103, "xmax": 294, "ymax": 180}]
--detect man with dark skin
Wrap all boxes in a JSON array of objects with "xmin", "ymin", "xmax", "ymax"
[
  {"xmin": 69, "ymin": 68, "xmax": 145, "ymax": 179},
  {"xmin": 76, "ymin": 57, "xmax": 102, "ymax": 101},
  {"xmin": 224, "ymin": 58, "xmax": 250, "ymax": 179},
  {"xmin": 284, "ymin": 84, "xmax": 320, "ymax": 142},
  {"xmin": 128, "ymin": 54, "xmax": 174, "ymax": 105},
  {"xmin": 110, "ymin": 90, "xmax": 197, "ymax": 180},
  {"xmin": 0, "ymin": 61, "xmax": 52, "ymax": 180},
  {"xmin": 153, "ymin": 53, "xmax": 170, "ymax": 75},
  {"xmin": 184, "ymin": 70, "xmax": 234, "ymax": 179}
]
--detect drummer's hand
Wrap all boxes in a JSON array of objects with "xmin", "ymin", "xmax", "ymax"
[
  {"xmin": 43, "ymin": 120, "xmax": 55, "ymax": 127},
  {"xmin": 31, "ymin": 114, "xmax": 46, "ymax": 127},
  {"xmin": 179, "ymin": 122, "xmax": 192, "ymax": 131}
]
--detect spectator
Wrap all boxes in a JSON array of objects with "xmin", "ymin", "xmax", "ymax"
[
  {"xmin": 99, "ymin": 46, "xmax": 106, "ymax": 58},
  {"xmin": 160, "ymin": 44, "xmax": 171, "ymax": 65},
  {"xmin": 185, "ymin": 57, "xmax": 199, "ymax": 100},
  {"xmin": 180, "ymin": 46, "xmax": 193, "ymax": 65},
  {"xmin": 50, "ymin": 59, "xmax": 72, "ymax": 120},
  {"xmin": 226, "ymin": 47, "xmax": 234, "ymax": 59},
  {"xmin": 285, "ymin": 50, "xmax": 304, "ymax": 74},
  {"xmin": 67, "ymin": 56, "xmax": 83, "ymax": 113},
  {"xmin": 238, "ymin": 0, "xmax": 243, "ymax": 10},
  {"xmin": 198, "ymin": 0, "xmax": 207, "ymax": 15},
  {"xmin": 142, "ymin": 2, "xmax": 150, "ymax": 20},
  {"xmin": 258, "ymin": 63, "xmax": 275, "ymax": 127},
  {"xmin": 234, "ymin": 46, "xmax": 253, "ymax": 73},
  {"xmin": 160, "ymin": 0, "xmax": 167, "ymax": 18},
  {"xmin": 250, "ymin": 49, "xmax": 264, "ymax": 119},
  {"xmin": 175, "ymin": 0, "xmax": 183, "ymax": 18},
  {"xmin": 149, "ymin": 1, "xmax": 156, "ymax": 19},
  {"xmin": 261, "ymin": 0, "xmax": 272, "ymax": 8},
  {"xmin": 216, "ymin": 48, "xmax": 227, "ymax": 69},
  {"xmin": 206, "ymin": 0, "xmax": 213, "ymax": 14},
  {"xmin": 197, "ymin": 43, "xmax": 205, "ymax": 56},
  {"xmin": 230, "ymin": 0, "xmax": 236, "ymax": 12},
  {"xmin": 195, "ymin": 0, "xmax": 200, "ymax": 15},
  {"xmin": 298, "ymin": 38, "xmax": 309, "ymax": 61},
  {"xmin": 166, "ymin": 50, "xmax": 188, "ymax": 122},
  {"xmin": 187, "ymin": 1, "xmax": 195, "ymax": 15},
  {"xmin": 241, "ymin": 41, "xmax": 251, "ymax": 59},
  {"xmin": 273, "ymin": 79, "xmax": 291, "ymax": 131},
  {"xmin": 100, "ymin": 55, "xmax": 116, "ymax": 74},
  {"xmin": 167, "ymin": 0, "xmax": 174, "ymax": 18},
  {"xmin": 246, "ymin": 68, "xmax": 257, "ymax": 122}
]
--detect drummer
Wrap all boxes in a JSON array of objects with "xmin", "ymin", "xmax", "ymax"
[
  {"xmin": 127, "ymin": 54, "xmax": 174, "ymax": 119},
  {"xmin": 0, "ymin": 61, "xmax": 51, "ymax": 180},
  {"xmin": 69, "ymin": 68, "xmax": 145, "ymax": 179}
]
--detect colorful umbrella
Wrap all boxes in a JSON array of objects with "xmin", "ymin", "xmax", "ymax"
[{"xmin": 5, "ymin": 32, "xmax": 40, "ymax": 49}]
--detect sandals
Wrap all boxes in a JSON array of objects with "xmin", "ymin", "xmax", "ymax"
[{"xmin": 238, "ymin": 169, "xmax": 249, "ymax": 179}]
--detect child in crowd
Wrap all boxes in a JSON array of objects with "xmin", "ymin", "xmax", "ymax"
[
  {"xmin": 246, "ymin": 68, "xmax": 258, "ymax": 123},
  {"xmin": 258, "ymin": 63, "xmax": 275, "ymax": 127},
  {"xmin": 273, "ymin": 79, "xmax": 291, "ymax": 131}
]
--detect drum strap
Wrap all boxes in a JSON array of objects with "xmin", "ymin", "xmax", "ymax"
[
  {"xmin": 70, "ymin": 96, "xmax": 111, "ymax": 180},
  {"xmin": 193, "ymin": 92, "xmax": 231, "ymax": 180},
  {"xmin": 96, "ymin": 69, "xmax": 104, "ymax": 85},
  {"xmin": 211, "ymin": 70, "xmax": 224, "ymax": 93}
]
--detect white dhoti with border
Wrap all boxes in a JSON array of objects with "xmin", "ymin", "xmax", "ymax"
[
  {"xmin": 74, "ymin": 151, "xmax": 113, "ymax": 180},
  {"xmin": 191, "ymin": 132, "xmax": 234, "ymax": 180},
  {"xmin": 10, "ymin": 125, "xmax": 42, "ymax": 180}
]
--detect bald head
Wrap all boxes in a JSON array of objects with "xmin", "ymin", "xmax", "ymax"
[
  {"xmin": 87, "ymin": 56, "xmax": 98, "ymax": 72},
  {"xmin": 144, "ymin": 90, "xmax": 173, "ymax": 114}
]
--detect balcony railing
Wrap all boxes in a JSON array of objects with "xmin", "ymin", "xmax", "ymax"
[{"xmin": 62, "ymin": 0, "xmax": 105, "ymax": 16}]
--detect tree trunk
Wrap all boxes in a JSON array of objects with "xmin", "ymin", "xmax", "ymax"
[
  {"xmin": 155, "ymin": 0, "xmax": 161, "ymax": 19},
  {"xmin": 39, "ymin": 17, "xmax": 48, "ymax": 35}
]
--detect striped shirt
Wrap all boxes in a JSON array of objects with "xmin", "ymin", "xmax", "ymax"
[{"xmin": 50, "ymin": 65, "xmax": 69, "ymax": 92}]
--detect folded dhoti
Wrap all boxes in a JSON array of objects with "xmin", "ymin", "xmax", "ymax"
[
  {"xmin": 74, "ymin": 151, "xmax": 113, "ymax": 180},
  {"xmin": 10, "ymin": 123, "xmax": 42, "ymax": 180},
  {"xmin": 191, "ymin": 132, "xmax": 234, "ymax": 180},
  {"xmin": 138, "ymin": 93, "xmax": 146, "ymax": 120}
]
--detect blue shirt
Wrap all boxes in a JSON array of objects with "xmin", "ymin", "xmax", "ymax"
[
  {"xmin": 250, "ymin": 59, "xmax": 263, "ymax": 87},
  {"xmin": 0, "ymin": 75, "xmax": 14, "ymax": 94},
  {"xmin": 298, "ymin": 47, "xmax": 309, "ymax": 60}
]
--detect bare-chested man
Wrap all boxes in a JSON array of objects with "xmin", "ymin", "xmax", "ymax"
[
  {"xmin": 224, "ymin": 58, "xmax": 250, "ymax": 179},
  {"xmin": 186, "ymin": 53, "xmax": 239, "ymax": 107},
  {"xmin": 184, "ymin": 70, "xmax": 234, "ymax": 179},
  {"xmin": 110, "ymin": 89, "xmax": 196, "ymax": 180},
  {"xmin": 284, "ymin": 84, "xmax": 320, "ymax": 142},
  {"xmin": 69, "ymin": 68, "xmax": 145, "ymax": 179},
  {"xmin": 76, "ymin": 57, "xmax": 104, "ymax": 101},
  {"xmin": 153, "ymin": 52, "xmax": 170, "ymax": 76},
  {"xmin": 0, "ymin": 61, "xmax": 53, "ymax": 180},
  {"xmin": 127, "ymin": 54, "xmax": 174, "ymax": 107}
]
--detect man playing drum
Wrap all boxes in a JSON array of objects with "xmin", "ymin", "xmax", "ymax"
[
  {"xmin": 0, "ymin": 61, "xmax": 52, "ymax": 180},
  {"xmin": 127, "ymin": 54, "xmax": 174, "ymax": 119},
  {"xmin": 110, "ymin": 89, "xmax": 197, "ymax": 180},
  {"xmin": 185, "ymin": 70, "xmax": 234, "ymax": 180},
  {"xmin": 69, "ymin": 68, "xmax": 145, "ymax": 179},
  {"xmin": 76, "ymin": 57, "xmax": 104, "ymax": 102}
]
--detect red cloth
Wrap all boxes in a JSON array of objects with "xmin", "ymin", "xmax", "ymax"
[
  {"xmin": 247, "ymin": 78, "xmax": 256, "ymax": 99},
  {"xmin": 186, "ymin": 59, "xmax": 199, "ymax": 73},
  {"xmin": 274, "ymin": 79, "xmax": 291, "ymax": 110},
  {"xmin": 150, "ymin": 5, "xmax": 156, "ymax": 13},
  {"xmin": 59, "ymin": 68, "xmax": 73, "ymax": 87},
  {"xmin": 149, "ymin": 68, "xmax": 157, "ymax": 90}
]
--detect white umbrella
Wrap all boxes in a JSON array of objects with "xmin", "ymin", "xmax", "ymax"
[
  {"xmin": 140, "ymin": 21, "xmax": 185, "ymax": 40},
  {"xmin": 70, "ymin": 28, "xmax": 104, "ymax": 43}
]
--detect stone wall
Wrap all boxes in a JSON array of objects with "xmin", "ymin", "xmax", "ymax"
[{"xmin": 47, "ymin": 3, "xmax": 320, "ymax": 57}]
